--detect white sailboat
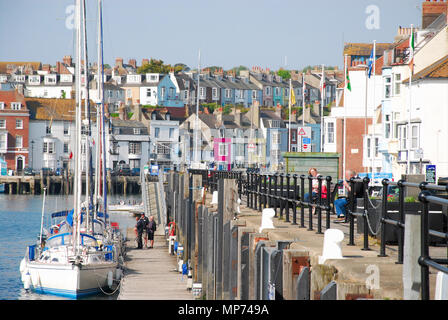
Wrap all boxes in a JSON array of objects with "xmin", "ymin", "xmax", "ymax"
[{"xmin": 19, "ymin": 0, "xmax": 121, "ymax": 299}]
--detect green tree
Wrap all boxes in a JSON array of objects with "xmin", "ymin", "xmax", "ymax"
[{"xmin": 277, "ymin": 68, "xmax": 291, "ymax": 80}]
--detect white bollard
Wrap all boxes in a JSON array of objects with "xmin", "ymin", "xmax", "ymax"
[
  {"xmin": 211, "ymin": 191, "xmax": 218, "ymax": 206},
  {"xmin": 435, "ymin": 271, "xmax": 448, "ymax": 300},
  {"xmin": 259, "ymin": 208, "xmax": 275, "ymax": 232},
  {"xmin": 319, "ymin": 229, "xmax": 345, "ymax": 264}
]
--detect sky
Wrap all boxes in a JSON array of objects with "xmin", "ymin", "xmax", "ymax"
[{"xmin": 0, "ymin": 0, "xmax": 422, "ymax": 71}]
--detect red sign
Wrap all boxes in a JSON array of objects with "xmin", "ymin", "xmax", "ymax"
[{"xmin": 298, "ymin": 128, "xmax": 306, "ymax": 135}]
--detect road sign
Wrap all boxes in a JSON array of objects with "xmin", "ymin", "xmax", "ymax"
[
  {"xmin": 302, "ymin": 137, "xmax": 311, "ymax": 144},
  {"xmin": 426, "ymin": 165, "xmax": 436, "ymax": 183},
  {"xmin": 297, "ymin": 127, "xmax": 311, "ymax": 136}
]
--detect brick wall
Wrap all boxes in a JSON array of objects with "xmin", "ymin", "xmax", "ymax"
[{"xmin": 336, "ymin": 117, "xmax": 372, "ymax": 178}]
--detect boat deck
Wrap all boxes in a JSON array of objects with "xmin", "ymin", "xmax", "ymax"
[{"xmin": 117, "ymin": 228, "xmax": 193, "ymax": 300}]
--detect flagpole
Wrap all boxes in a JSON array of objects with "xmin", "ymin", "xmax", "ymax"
[
  {"xmin": 371, "ymin": 40, "xmax": 376, "ymax": 185},
  {"xmin": 320, "ymin": 64, "xmax": 325, "ymax": 153},
  {"xmin": 302, "ymin": 73, "xmax": 305, "ymax": 127},
  {"xmin": 407, "ymin": 25, "xmax": 414, "ymax": 174},
  {"xmin": 288, "ymin": 78, "xmax": 292, "ymax": 152},
  {"xmin": 343, "ymin": 54, "xmax": 348, "ymax": 179}
]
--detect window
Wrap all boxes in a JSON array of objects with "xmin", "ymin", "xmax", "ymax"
[
  {"xmin": 161, "ymin": 87, "xmax": 166, "ymax": 98},
  {"xmin": 155, "ymin": 127, "xmax": 160, "ymax": 138},
  {"xmin": 15, "ymin": 135, "xmax": 22, "ymax": 148},
  {"xmin": 212, "ymin": 88, "xmax": 218, "ymax": 98},
  {"xmin": 63, "ymin": 122, "xmax": 69, "ymax": 135},
  {"xmin": 375, "ymin": 137, "xmax": 379, "ymax": 157},
  {"xmin": 43, "ymin": 142, "xmax": 54, "ymax": 154},
  {"xmin": 399, "ymin": 125, "xmax": 407, "ymax": 150},
  {"xmin": 366, "ymin": 137, "xmax": 371, "ymax": 158},
  {"xmin": 252, "ymin": 90, "xmax": 257, "ymax": 99},
  {"xmin": 394, "ymin": 73, "xmax": 401, "ymax": 96},
  {"xmin": 225, "ymin": 89, "xmax": 231, "ymax": 99},
  {"xmin": 275, "ymin": 87, "xmax": 280, "ymax": 96},
  {"xmin": 327, "ymin": 122, "xmax": 335, "ymax": 143},
  {"xmin": 411, "ymin": 125, "xmax": 419, "ymax": 149},
  {"xmin": 184, "ymin": 90, "xmax": 188, "ymax": 100},
  {"xmin": 169, "ymin": 128, "xmax": 174, "ymax": 138},
  {"xmin": 45, "ymin": 76, "xmax": 56, "ymax": 84},
  {"xmin": 28, "ymin": 76, "xmax": 40, "ymax": 84},
  {"xmin": 384, "ymin": 76, "xmax": 391, "ymax": 98},
  {"xmin": 265, "ymin": 87, "xmax": 271, "ymax": 96},
  {"xmin": 156, "ymin": 143, "xmax": 170, "ymax": 154},
  {"xmin": 126, "ymin": 89, "xmax": 132, "ymax": 98},
  {"xmin": 219, "ymin": 143, "xmax": 227, "ymax": 156},
  {"xmin": 270, "ymin": 120, "xmax": 280, "ymax": 128},
  {"xmin": 64, "ymin": 142, "xmax": 69, "ymax": 153},
  {"xmin": 133, "ymin": 128, "xmax": 141, "ymax": 135},
  {"xmin": 16, "ymin": 119, "xmax": 23, "ymax": 129},
  {"xmin": 0, "ymin": 119, "xmax": 5, "ymax": 128},
  {"xmin": 272, "ymin": 131, "xmax": 281, "ymax": 144},
  {"xmin": 129, "ymin": 142, "xmax": 142, "ymax": 154},
  {"xmin": 384, "ymin": 114, "xmax": 391, "ymax": 139},
  {"xmin": 11, "ymin": 102, "xmax": 21, "ymax": 110},
  {"xmin": 169, "ymin": 87, "xmax": 174, "ymax": 98},
  {"xmin": 0, "ymin": 133, "xmax": 6, "ymax": 150}
]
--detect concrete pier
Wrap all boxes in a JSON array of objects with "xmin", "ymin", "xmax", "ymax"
[{"xmin": 118, "ymin": 228, "xmax": 193, "ymax": 300}]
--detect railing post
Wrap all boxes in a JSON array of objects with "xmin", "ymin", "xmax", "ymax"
[
  {"xmin": 238, "ymin": 172, "xmax": 242, "ymax": 200},
  {"xmin": 300, "ymin": 175, "xmax": 306, "ymax": 228},
  {"xmin": 418, "ymin": 189, "xmax": 431, "ymax": 300},
  {"xmin": 285, "ymin": 174, "xmax": 291, "ymax": 223},
  {"xmin": 258, "ymin": 173, "xmax": 263, "ymax": 212},
  {"xmin": 378, "ymin": 178, "xmax": 389, "ymax": 258},
  {"xmin": 263, "ymin": 174, "xmax": 268, "ymax": 209},
  {"xmin": 279, "ymin": 173, "xmax": 284, "ymax": 219},
  {"xmin": 361, "ymin": 177, "xmax": 371, "ymax": 251},
  {"xmin": 268, "ymin": 174, "xmax": 273, "ymax": 209},
  {"xmin": 316, "ymin": 176, "xmax": 323, "ymax": 234},
  {"xmin": 292, "ymin": 174, "xmax": 298, "ymax": 225},
  {"xmin": 348, "ymin": 178, "xmax": 356, "ymax": 246},
  {"xmin": 307, "ymin": 175, "xmax": 313, "ymax": 231},
  {"xmin": 397, "ymin": 179, "xmax": 405, "ymax": 264},
  {"xmin": 273, "ymin": 173, "xmax": 278, "ymax": 217},
  {"xmin": 325, "ymin": 176, "xmax": 332, "ymax": 230}
]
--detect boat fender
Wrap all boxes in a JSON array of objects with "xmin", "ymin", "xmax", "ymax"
[
  {"xmin": 19, "ymin": 258, "xmax": 26, "ymax": 274},
  {"xmin": 107, "ymin": 271, "xmax": 113, "ymax": 288},
  {"xmin": 115, "ymin": 268, "xmax": 122, "ymax": 280},
  {"xmin": 24, "ymin": 272, "xmax": 31, "ymax": 290}
]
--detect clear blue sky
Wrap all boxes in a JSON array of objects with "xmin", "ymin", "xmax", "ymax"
[{"xmin": 0, "ymin": 0, "xmax": 422, "ymax": 70}]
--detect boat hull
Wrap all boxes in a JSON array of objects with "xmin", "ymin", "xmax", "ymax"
[{"xmin": 25, "ymin": 261, "xmax": 117, "ymax": 299}]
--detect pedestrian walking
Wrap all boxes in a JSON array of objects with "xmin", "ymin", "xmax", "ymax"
[
  {"xmin": 141, "ymin": 213, "xmax": 150, "ymax": 248},
  {"xmin": 146, "ymin": 215, "xmax": 157, "ymax": 248}
]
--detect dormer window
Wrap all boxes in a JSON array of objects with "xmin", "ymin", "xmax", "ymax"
[
  {"xmin": 127, "ymin": 74, "xmax": 141, "ymax": 84},
  {"xmin": 14, "ymin": 75, "xmax": 25, "ymax": 83},
  {"xmin": 147, "ymin": 74, "xmax": 158, "ymax": 82},
  {"xmin": 28, "ymin": 75, "xmax": 40, "ymax": 85},
  {"xmin": 60, "ymin": 74, "xmax": 73, "ymax": 83},
  {"xmin": 11, "ymin": 102, "xmax": 21, "ymax": 110},
  {"xmin": 45, "ymin": 75, "xmax": 57, "ymax": 85}
]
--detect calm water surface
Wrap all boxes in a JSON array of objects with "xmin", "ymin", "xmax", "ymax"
[{"xmin": 0, "ymin": 193, "xmax": 140, "ymax": 300}]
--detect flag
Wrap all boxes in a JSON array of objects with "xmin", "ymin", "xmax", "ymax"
[
  {"xmin": 346, "ymin": 67, "xmax": 352, "ymax": 91},
  {"xmin": 367, "ymin": 47, "xmax": 374, "ymax": 78},
  {"xmin": 69, "ymin": 151, "xmax": 73, "ymax": 159},
  {"xmin": 290, "ymin": 85, "xmax": 296, "ymax": 106},
  {"xmin": 409, "ymin": 30, "xmax": 415, "ymax": 74}
]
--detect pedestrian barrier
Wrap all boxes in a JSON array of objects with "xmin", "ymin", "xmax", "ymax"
[{"xmin": 165, "ymin": 169, "xmax": 448, "ymax": 300}]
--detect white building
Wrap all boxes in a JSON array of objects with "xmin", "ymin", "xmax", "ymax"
[
  {"xmin": 139, "ymin": 73, "xmax": 160, "ymax": 106},
  {"xmin": 24, "ymin": 74, "xmax": 74, "ymax": 99}
]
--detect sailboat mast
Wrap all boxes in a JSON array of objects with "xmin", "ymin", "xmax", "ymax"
[
  {"xmin": 81, "ymin": 0, "xmax": 92, "ymax": 233},
  {"xmin": 74, "ymin": 0, "xmax": 82, "ymax": 253}
]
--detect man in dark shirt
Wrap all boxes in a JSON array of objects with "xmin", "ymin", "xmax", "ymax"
[{"xmin": 135, "ymin": 214, "xmax": 146, "ymax": 249}]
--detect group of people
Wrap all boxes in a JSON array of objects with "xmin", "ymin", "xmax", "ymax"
[
  {"xmin": 135, "ymin": 213, "xmax": 157, "ymax": 249},
  {"xmin": 304, "ymin": 167, "xmax": 363, "ymax": 223}
]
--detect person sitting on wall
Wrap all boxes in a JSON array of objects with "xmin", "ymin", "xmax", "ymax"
[{"xmin": 333, "ymin": 169, "xmax": 364, "ymax": 223}]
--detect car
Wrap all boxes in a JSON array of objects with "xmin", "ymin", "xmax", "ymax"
[
  {"xmin": 24, "ymin": 167, "xmax": 35, "ymax": 176},
  {"xmin": 41, "ymin": 167, "xmax": 53, "ymax": 176},
  {"xmin": 112, "ymin": 164, "xmax": 131, "ymax": 176}
]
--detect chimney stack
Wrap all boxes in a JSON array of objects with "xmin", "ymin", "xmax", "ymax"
[
  {"xmin": 115, "ymin": 58, "xmax": 123, "ymax": 68},
  {"xmin": 129, "ymin": 59, "xmax": 137, "ymax": 69},
  {"xmin": 63, "ymin": 55, "xmax": 72, "ymax": 66}
]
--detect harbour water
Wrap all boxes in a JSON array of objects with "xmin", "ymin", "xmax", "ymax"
[{"xmin": 0, "ymin": 193, "xmax": 140, "ymax": 300}]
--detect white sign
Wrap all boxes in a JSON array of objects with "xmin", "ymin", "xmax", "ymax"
[
  {"xmin": 297, "ymin": 126, "xmax": 311, "ymax": 137},
  {"xmin": 297, "ymin": 127, "xmax": 312, "ymax": 153}
]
